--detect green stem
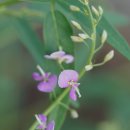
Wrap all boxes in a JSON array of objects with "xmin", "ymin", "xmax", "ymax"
[
  {"xmin": 94, "ymin": 43, "xmax": 104, "ymax": 54},
  {"xmin": 93, "ymin": 62, "xmax": 105, "ymax": 67},
  {"xmin": 58, "ymin": 62, "xmax": 65, "ymax": 70},
  {"xmin": 59, "ymin": 101, "xmax": 71, "ymax": 111},
  {"xmin": 50, "ymin": 0, "xmax": 60, "ymax": 47},
  {"xmin": 79, "ymin": 3, "xmax": 96, "ymax": 78},
  {"xmin": 0, "ymin": 0, "xmax": 21, "ymax": 7},
  {"xmin": 29, "ymin": 88, "xmax": 70, "ymax": 130}
]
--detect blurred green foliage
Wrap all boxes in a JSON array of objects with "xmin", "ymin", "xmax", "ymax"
[{"xmin": 0, "ymin": 0, "xmax": 130, "ymax": 130}]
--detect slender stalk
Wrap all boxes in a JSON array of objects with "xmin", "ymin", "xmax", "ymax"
[
  {"xmin": 79, "ymin": 3, "xmax": 96, "ymax": 78},
  {"xmin": 0, "ymin": 0, "xmax": 21, "ymax": 7},
  {"xmin": 93, "ymin": 62, "xmax": 105, "ymax": 67},
  {"xmin": 50, "ymin": 0, "xmax": 60, "ymax": 47},
  {"xmin": 94, "ymin": 43, "xmax": 104, "ymax": 54},
  {"xmin": 59, "ymin": 102, "xmax": 71, "ymax": 111},
  {"xmin": 29, "ymin": 2, "xmax": 97, "ymax": 130},
  {"xmin": 29, "ymin": 88, "xmax": 70, "ymax": 130}
]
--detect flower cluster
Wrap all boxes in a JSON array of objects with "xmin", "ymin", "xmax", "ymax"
[
  {"xmin": 32, "ymin": 1, "xmax": 115, "ymax": 129},
  {"xmin": 33, "ymin": 51, "xmax": 81, "ymax": 101},
  {"xmin": 33, "ymin": 51, "xmax": 81, "ymax": 130}
]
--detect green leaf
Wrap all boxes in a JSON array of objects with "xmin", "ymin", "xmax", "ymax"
[
  {"xmin": 22, "ymin": 0, "xmax": 50, "ymax": 2},
  {"xmin": 49, "ymin": 98, "xmax": 69, "ymax": 130},
  {"xmin": 0, "ymin": 0, "xmax": 21, "ymax": 7},
  {"xmin": 44, "ymin": 10, "xmax": 74, "ymax": 69},
  {"xmin": 105, "ymin": 11, "xmax": 130, "ymax": 26},
  {"xmin": 44, "ymin": 10, "xmax": 74, "ymax": 54},
  {"xmin": 98, "ymin": 17, "xmax": 130, "ymax": 60},
  {"xmin": 12, "ymin": 17, "xmax": 45, "ymax": 66}
]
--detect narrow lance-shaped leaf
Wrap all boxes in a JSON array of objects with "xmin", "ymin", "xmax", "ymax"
[
  {"xmin": 97, "ymin": 16, "xmax": 130, "ymax": 60},
  {"xmin": 12, "ymin": 17, "xmax": 45, "ymax": 67}
]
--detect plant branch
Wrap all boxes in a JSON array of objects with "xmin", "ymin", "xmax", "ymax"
[
  {"xmin": 50, "ymin": 0, "xmax": 60, "ymax": 47},
  {"xmin": 0, "ymin": 0, "xmax": 21, "ymax": 7},
  {"xmin": 79, "ymin": 3, "xmax": 97, "ymax": 78},
  {"xmin": 29, "ymin": 2, "xmax": 97, "ymax": 130}
]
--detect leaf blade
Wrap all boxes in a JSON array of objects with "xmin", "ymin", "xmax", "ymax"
[{"xmin": 98, "ymin": 16, "xmax": 130, "ymax": 60}]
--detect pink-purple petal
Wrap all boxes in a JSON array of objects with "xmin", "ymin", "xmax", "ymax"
[
  {"xmin": 38, "ymin": 114, "xmax": 47, "ymax": 123},
  {"xmin": 37, "ymin": 124, "xmax": 43, "ymax": 129},
  {"xmin": 44, "ymin": 55, "xmax": 53, "ymax": 59},
  {"xmin": 58, "ymin": 70, "xmax": 79, "ymax": 88},
  {"xmin": 44, "ymin": 51, "xmax": 65, "ymax": 60},
  {"xmin": 61, "ymin": 55, "xmax": 74, "ymax": 64},
  {"xmin": 69, "ymin": 88, "xmax": 77, "ymax": 101},
  {"xmin": 51, "ymin": 51, "xmax": 65, "ymax": 58},
  {"xmin": 32, "ymin": 72, "xmax": 43, "ymax": 81},
  {"xmin": 46, "ymin": 121, "xmax": 55, "ymax": 130},
  {"xmin": 37, "ymin": 75, "xmax": 57, "ymax": 92}
]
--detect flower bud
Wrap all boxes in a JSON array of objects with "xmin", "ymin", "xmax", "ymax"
[
  {"xmin": 101, "ymin": 30, "xmax": 107, "ymax": 44},
  {"xmin": 70, "ymin": 5, "xmax": 80, "ymax": 12},
  {"xmin": 71, "ymin": 20, "xmax": 82, "ymax": 30},
  {"xmin": 98, "ymin": 6, "xmax": 103, "ymax": 16},
  {"xmin": 84, "ymin": 0, "xmax": 89, "ymax": 5},
  {"xmin": 104, "ymin": 50, "xmax": 114, "ymax": 63},
  {"xmin": 70, "ymin": 110, "xmax": 79, "ymax": 119},
  {"xmin": 71, "ymin": 36, "xmax": 84, "ymax": 43},
  {"xmin": 78, "ymin": 33, "xmax": 89, "ymax": 39},
  {"xmin": 85, "ymin": 64, "xmax": 93, "ymax": 71},
  {"xmin": 91, "ymin": 6, "xmax": 99, "ymax": 16}
]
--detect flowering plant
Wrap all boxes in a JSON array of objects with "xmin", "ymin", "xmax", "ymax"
[
  {"xmin": 28, "ymin": 0, "xmax": 129, "ymax": 130},
  {"xmin": 1, "ymin": 0, "xmax": 130, "ymax": 130}
]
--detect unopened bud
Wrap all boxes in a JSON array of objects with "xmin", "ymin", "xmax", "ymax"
[
  {"xmin": 101, "ymin": 30, "xmax": 107, "ymax": 44},
  {"xmin": 70, "ymin": 5, "xmax": 80, "ymax": 12},
  {"xmin": 71, "ymin": 110, "xmax": 79, "ymax": 119},
  {"xmin": 78, "ymin": 33, "xmax": 89, "ymax": 39},
  {"xmin": 71, "ymin": 20, "xmax": 82, "ymax": 30},
  {"xmin": 71, "ymin": 36, "xmax": 84, "ymax": 42},
  {"xmin": 91, "ymin": 6, "xmax": 99, "ymax": 16},
  {"xmin": 104, "ymin": 50, "xmax": 114, "ymax": 63},
  {"xmin": 59, "ymin": 46, "xmax": 63, "ymax": 51},
  {"xmin": 98, "ymin": 6, "xmax": 103, "ymax": 16},
  {"xmin": 84, "ymin": 0, "xmax": 89, "ymax": 5},
  {"xmin": 85, "ymin": 64, "xmax": 93, "ymax": 71}
]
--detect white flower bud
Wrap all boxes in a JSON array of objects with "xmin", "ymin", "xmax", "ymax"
[
  {"xmin": 104, "ymin": 50, "xmax": 114, "ymax": 63},
  {"xmin": 84, "ymin": 0, "xmax": 89, "ymax": 5},
  {"xmin": 71, "ymin": 36, "xmax": 84, "ymax": 43},
  {"xmin": 71, "ymin": 20, "xmax": 82, "ymax": 30},
  {"xmin": 71, "ymin": 110, "xmax": 79, "ymax": 119},
  {"xmin": 98, "ymin": 6, "xmax": 103, "ymax": 16},
  {"xmin": 101, "ymin": 30, "xmax": 107, "ymax": 44},
  {"xmin": 85, "ymin": 64, "xmax": 93, "ymax": 71},
  {"xmin": 91, "ymin": 6, "xmax": 99, "ymax": 16},
  {"xmin": 78, "ymin": 33, "xmax": 89, "ymax": 39},
  {"xmin": 70, "ymin": 5, "xmax": 80, "ymax": 12}
]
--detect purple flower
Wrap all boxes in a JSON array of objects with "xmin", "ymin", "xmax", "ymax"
[
  {"xmin": 32, "ymin": 65, "xmax": 57, "ymax": 93},
  {"xmin": 35, "ymin": 114, "xmax": 55, "ymax": 130},
  {"xmin": 44, "ymin": 51, "xmax": 74, "ymax": 64},
  {"xmin": 58, "ymin": 70, "xmax": 81, "ymax": 101}
]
